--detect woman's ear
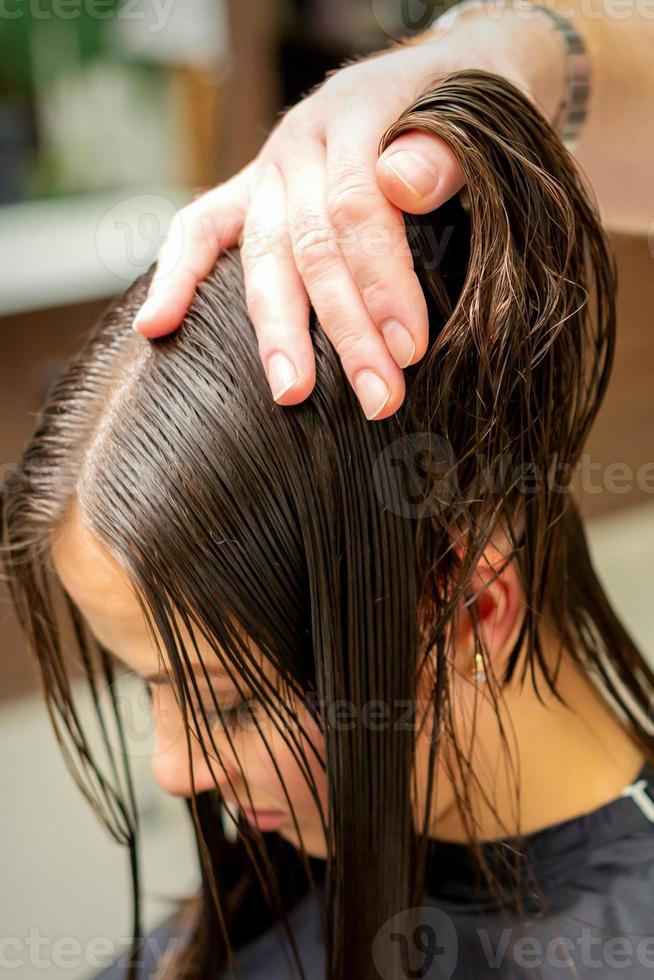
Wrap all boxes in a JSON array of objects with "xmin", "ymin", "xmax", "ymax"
[{"xmin": 453, "ymin": 542, "xmax": 524, "ymax": 675}]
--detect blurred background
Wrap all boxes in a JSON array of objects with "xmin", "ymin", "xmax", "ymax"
[{"xmin": 0, "ymin": 1, "xmax": 652, "ymax": 977}]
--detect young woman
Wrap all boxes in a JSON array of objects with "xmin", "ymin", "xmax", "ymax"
[{"xmin": 3, "ymin": 72, "xmax": 654, "ymax": 980}]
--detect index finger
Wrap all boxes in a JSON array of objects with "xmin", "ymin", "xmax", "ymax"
[
  {"xmin": 324, "ymin": 115, "xmax": 431, "ymax": 371},
  {"xmin": 133, "ymin": 164, "xmax": 254, "ymax": 338}
]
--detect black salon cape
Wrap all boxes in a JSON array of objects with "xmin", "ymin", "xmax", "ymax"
[{"xmin": 93, "ymin": 761, "xmax": 654, "ymax": 979}]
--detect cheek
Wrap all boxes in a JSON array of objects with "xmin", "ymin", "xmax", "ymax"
[{"xmin": 238, "ymin": 706, "xmax": 328, "ymax": 816}]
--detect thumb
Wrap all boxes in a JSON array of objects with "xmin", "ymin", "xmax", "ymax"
[{"xmin": 376, "ymin": 129, "xmax": 466, "ymax": 215}]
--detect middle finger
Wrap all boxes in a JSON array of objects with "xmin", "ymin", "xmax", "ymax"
[{"xmin": 284, "ymin": 141, "xmax": 406, "ymax": 421}]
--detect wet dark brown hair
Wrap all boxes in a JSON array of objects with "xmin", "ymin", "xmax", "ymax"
[{"xmin": 2, "ymin": 70, "xmax": 653, "ymax": 980}]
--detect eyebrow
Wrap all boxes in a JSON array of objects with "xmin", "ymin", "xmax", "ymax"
[{"xmin": 104, "ymin": 650, "xmax": 228, "ymax": 685}]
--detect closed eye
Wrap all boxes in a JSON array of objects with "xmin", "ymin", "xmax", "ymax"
[
  {"xmin": 200, "ymin": 697, "xmax": 258, "ymax": 733},
  {"xmin": 138, "ymin": 674, "xmax": 259, "ymax": 735}
]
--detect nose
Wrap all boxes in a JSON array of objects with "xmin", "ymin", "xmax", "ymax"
[{"xmin": 149, "ymin": 707, "xmax": 237, "ymax": 798}]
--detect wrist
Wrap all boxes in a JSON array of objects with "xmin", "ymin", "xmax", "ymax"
[{"xmin": 416, "ymin": 4, "xmax": 567, "ymax": 127}]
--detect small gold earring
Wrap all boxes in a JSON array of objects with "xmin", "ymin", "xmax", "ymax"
[{"xmin": 471, "ymin": 651, "xmax": 487, "ymax": 683}]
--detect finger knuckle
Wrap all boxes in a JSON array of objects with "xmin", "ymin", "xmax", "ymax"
[
  {"xmin": 326, "ymin": 179, "xmax": 376, "ymax": 230},
  {"xmin": 360, "ymin": 277, "xmax": 392, "ymax": 314},
  {"xmin": 266, "ymin": 220, "xmax": 292, "ymax": 259},
  {"xmin": 331, "ymin": 326, "xmax": 368, "ymax": 364},
  {"xmin": 292, "ymin": 221, "xmax": 339, "ymax": 278},
  {"xmin": 240, "ymin": 218, "xmax": 270, "ymax": 263}
]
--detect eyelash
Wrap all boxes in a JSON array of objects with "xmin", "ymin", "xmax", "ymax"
[
  {"xmin": 142, "ymin": 683, "xmax": 258, "ymax": 734},
  {"xmin": 197, "ymin": 696, "xmax": 263, "ymax": 737}
]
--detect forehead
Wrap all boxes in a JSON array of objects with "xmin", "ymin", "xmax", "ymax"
[
  {"xmin": 50, "ymin": 505, "xmax": 170, "ymax": 682},
  {"xmin": 51, "ymin": 505, "xmax": 140, "ymax": 621},
  {"xmin": 49, "ymin": 504, "xmax": 259, "ymax": 687}
]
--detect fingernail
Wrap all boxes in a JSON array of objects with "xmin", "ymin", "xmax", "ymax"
[
  {"xmin": 381, "ymin": 319, "xmax": 416, "ymax": 368},
  {"xmin": 267, "ymin": 353, "xmax": 298, "ymax": 401},
  {"xmin": 382, "ymin": 150, "xmax": 439, "ymax": 199},
  {"xmin": 132, "ymin": 297, "xmax": 158, "ymax": 332},
  {"xmin": 354, "ymin": 370, "xmax": 391, "ymax": 420}
]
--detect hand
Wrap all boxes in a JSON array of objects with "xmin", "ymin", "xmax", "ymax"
[{"xmin": 133, "ymin": 11, "xmax": 562, "ymax": 419}]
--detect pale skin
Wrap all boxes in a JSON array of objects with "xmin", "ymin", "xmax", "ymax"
[
  {"xmin": 132, "ymin": 2, "xmax": 654, "ymax": 421},
  {"xmin": 52, "ymin": 507, "xmax": 645, "ymax": 859}
]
